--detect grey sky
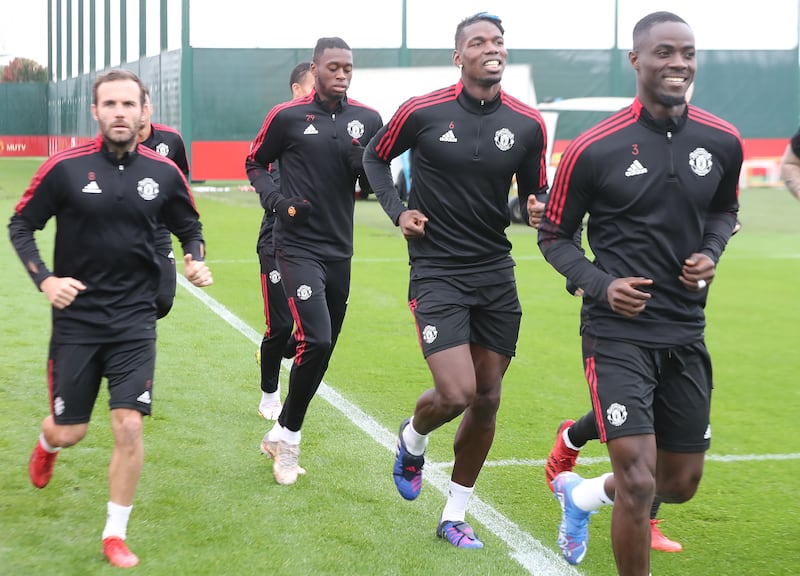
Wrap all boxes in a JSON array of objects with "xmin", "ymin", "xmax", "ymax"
[{"xmin": 1, "ymin": 0, "xmax": 797, "ymax": 68}]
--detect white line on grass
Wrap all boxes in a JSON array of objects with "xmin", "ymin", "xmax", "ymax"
[
  {"xmin": 180, "ymin": 277, "xmax": 800, "ymax": 572},
  {"xmin": 177, "ymin": 276, "xmax": 581, "ymax": 576},
  {"xmin": 204, "ymin": 253, "xmax": 800, "ymax": 266},
  {"xmin": 428, "ymin": 452, "xmax": 800, "ymax": 471}
]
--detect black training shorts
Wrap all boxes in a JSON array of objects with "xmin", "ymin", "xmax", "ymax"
[
  {"xmin": 583, "ymin": 333, "xmax": 713, "ymax": 452},
  {"xmin": 408, "ymin": 270, "xmax": 521, "ymax": 358},
  {"xmin": 47, "ymin": 339, "xmax": 156, "ymax": 424}
]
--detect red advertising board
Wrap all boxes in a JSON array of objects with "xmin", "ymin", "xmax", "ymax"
[{"xmin": 0, "ymin": 136, "xmax": 48, "ymax": 156}]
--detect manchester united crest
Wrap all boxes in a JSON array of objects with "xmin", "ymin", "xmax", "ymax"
[
  {"xmin": 606, "ymin": 402, "xmax": 628, "ymax": 427},
  {"xmin": 422, "ymin": 324, "xmax": 438, "ymax": 344},
  {"xmin": 494, "ymin": 128, "xmax": 515, "ymax": 151},
  {"xmin": 137, "ymin": 177, "xmax": 159, "ymax": 200},
  {"xmin": 347, "ymin": 120, "xmax": 365, "ymax": 139},
  {"xmin": 689, "ymin": 147, "xmax": 713, "ymax": 176}
]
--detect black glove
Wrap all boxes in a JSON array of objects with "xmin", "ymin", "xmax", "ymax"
[
  {"xmin": 347, "ymin": 138, "xmax": 366, "ymax": 175},
  {"xmin": 566, "ymin": 278, "xmax": 581, "ymax": 296},
  {"xmin": 274, "ymin": 197, "xmax": 312, "ymax": 225},
  {"xmin": 357, "ymin": 174, "xmax": 373, "ymax": 198}
]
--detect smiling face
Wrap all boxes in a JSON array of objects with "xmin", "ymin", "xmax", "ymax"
[
  {"xmin": 453, "ymin": 18, "xmax": 506, "ymax": 95},
  {"xmin": 91, "ymin": 78, "xmax": 143, "ymax": 155},
  {"xmin": 630, "ymin": 20, "xmax": 696, "ymax": 117}
]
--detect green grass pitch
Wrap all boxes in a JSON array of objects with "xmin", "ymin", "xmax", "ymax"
[{"xmin": 1, "ymin": 157, "xmax": 799, "ymax": 575}]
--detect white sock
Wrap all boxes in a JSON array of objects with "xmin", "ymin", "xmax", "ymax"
[
  {"xmin": 279, "ymin": 426, "xmax": 301, "ymax": 445},
  {"xmin": 102, "ymin": 501, "xmax": 133, "ymax": 540},
  {"xmin": 260, "ymin": 391, "xmax": 280, "ymax": 407},
  {"xmin": 440, "ymin": 481, "xmax": 474, "ymax": 523},
  {"xmin": 39, "ymin": 433, "xmax": 60, "ymax": 453},
  {"xmin": 402, "ymin": 417, "xmax": 428, "ymax": 456},
  {"xmin": 571, "ymin": 473, "xmax": 614, "ymax": 511},
  {"xmin": 563, "ymin": 428, "xmax": 583, "ymax": 451},
  {"xmin": 266, "ymin": 421, "xmax": 283, "ymax": 442}
]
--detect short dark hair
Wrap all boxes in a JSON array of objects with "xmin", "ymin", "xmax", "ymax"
[
  {"xmin": 93, "ymin": 68, "xmax": 146, "ymax": 106},
  {"xmin": 289, "ymin": 62, "xmax": 312, "ymax": 89},
  {"xmin": 455, "ymin": 12, "xmax": 504, "ymax": 49},
  {"xmin": 313, "ymin": 37, "xmax": 351, "ymax": 63},
  {"xmin": 633, "ymin": 11, "xmax": 688, "ymax": 46}
]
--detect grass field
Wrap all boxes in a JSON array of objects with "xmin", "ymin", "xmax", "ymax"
[{"xmin": 1, "ymin": 157, "xmax": 799, "ymax": 575}]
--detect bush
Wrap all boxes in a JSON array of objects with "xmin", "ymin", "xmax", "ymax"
[{"xmin": 1, "ymin": 58, "xmax": 48, "ymax": 83}]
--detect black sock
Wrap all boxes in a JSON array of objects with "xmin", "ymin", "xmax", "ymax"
[
  {"xmin": 567, "ymin": 410, "xmax": 600, "ymax": 448},
  {"xmin": 650, "ymin": 499, "xmax": 661, "ymax": 520}
]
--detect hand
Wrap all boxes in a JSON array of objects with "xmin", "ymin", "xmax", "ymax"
[
  {"xmin": 275, "ymin": 197, "xmax": 312, "ymax": 225},
  {"xmin": 566, "ymin": 279, "xmax": 584, "ymax": 297},
  {"xmin": 398, "ymin": 209, "xmax": 428, "ymax": 240},
  {"xmin": 678, "ymin": 253, "xmax": 714, "ymax": 291},
  {"xmin": 347, "ymin": 138, "xmax": 366, "ymax": 175},
  {"xmin": 607, "ymin": 277, "xmax": 653, "ymax": 318},
  {"xmin": 527, "ymin": 196, "xmax": 545, "ymax": 228},
  {"xmin": 357, "ymin": 174, "xmax": 373, "ymax": 198},
  {"xmin": 183, "ymin": 254, "xmax": 213, "ymax": 287},
  {"xmin": 40, "ymin": 276, "xmax": 86, "ymax": 309}
]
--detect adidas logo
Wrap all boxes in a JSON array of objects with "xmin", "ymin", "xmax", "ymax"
[
  {"xmin": 624, "ymin": 160, "xmax": 648, "ymax": 177},
  {"xmin": 303, "ymin": 124, "xmax": 319, "ymax": 135},
  {"xmin": 82, "ymin": 181, "xmax": 102, "ymax": 194},
  {"xmin": 136, "ymin": 391, "xmax": 152, "ymax": 404},
  {"xmin": 439, "ymin": 129, "xmax": 457, "ymax": 143}
]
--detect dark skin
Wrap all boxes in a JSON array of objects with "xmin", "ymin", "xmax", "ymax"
[
  {"xmin": 602, "ymin": 20, "xmax": 707, "ymax": 576},
  {"xmin": 402, "ymin": 19, "xmax": 511, "ymax": 488},
  {"xmin": 397, "ymin": 19, "xmax": 508, "ymax": 242},
  {"xmin": 609, "ymin": 21, "xmax": 711, "ymax": 321},
  {"xmin": 310, "ymin": 47, "xmax": 353, "ymax": 113}
]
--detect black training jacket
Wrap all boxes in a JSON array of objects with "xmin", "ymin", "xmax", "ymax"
[
  {"xmin": 9, "ymin": 134, "xmax": 205, "ymax": 343},
  {"xmin": 141, "ymin": 122, "xmax": 191, "ymax": 254},
  {"xmin": 141, "ymin": 122, "xmax": 191, "ymax": 177},
  {"xmin": 538, "ymin": 97, "xmax": 742, "ymax": 346},
  {"xmin": 246, "ymin": 90, "xmax": 382, "ymax": 260},
  {"xmin": 255, "ymin": 162, "xmax": 280, "ymax": 255},
  {"xmin": 363, "ymin": 80, "xmax": 549, "ymax": 278}
]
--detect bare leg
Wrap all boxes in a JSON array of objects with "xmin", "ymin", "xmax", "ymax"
[
  {"xmin": 655, "ymin": 449, "xmax": 704, "ymax": 503},
  {"xmin": 451, "ymin": 344, "xmax": 509, "ymax": 487},
  {"xmin": 41, "ymin": 414, "xmax": 89, "ymax": 447},
  {"xmin": 108, "ymin": 408, "xmax": 144, "ymax": 506},
  {"xmin": 412, "ymin": 344, "xmax": 478, "ymax": 436},
  {"xmin": 606, "ymin": 434, "xmax": 656, "ymax": 576}
]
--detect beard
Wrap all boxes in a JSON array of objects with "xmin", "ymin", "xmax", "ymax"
[
  {"xmin": 99, "ymin": 119, "xmax": 138, "ymax": 155},
  {"xmin": 657, "ymin": 92, "xmax": 687, "ymax": 108}
]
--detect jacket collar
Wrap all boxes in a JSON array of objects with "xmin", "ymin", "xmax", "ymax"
[
  {"xmin": 313, "ymin": 90, "xmax": 347, "ymax": 114},
  {"xmin": 455, "ymin": 80, "xmax": 503, "ymax": 114},
  {"xmin": 632, "ymin": 96, "xmax": 688, "ymax": 133},
  {"xmin": 94, "ymin": 133, "xmax": 137, "ymax": 165}
]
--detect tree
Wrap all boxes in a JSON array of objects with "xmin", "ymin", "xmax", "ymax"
[{"xmin": 1, "ymin": 58, "xmax": 48, "ymax": 83}]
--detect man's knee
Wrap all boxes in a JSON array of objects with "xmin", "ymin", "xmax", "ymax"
[
  {"xmin": 657, "ymin": 469, "xmax": 702, "ymax": 503},
  {"xmin": 656, "ymin": 451, "xmax": 704, "ymax": 503},
  {"xmin": 296, "ymin": 336, "xmax": 332, "ymax": 360},
  {"xmin": 111, "ymin": 410, "xmax": 144, "ymax": 446},
  {"xmin": 615, "ymin": 467, "xmax": 656, "ymax": 509},
  {"xmin": 47, "ymin": 420, "xmax": 89, "ymax": 447}
]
